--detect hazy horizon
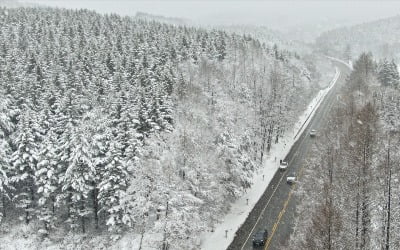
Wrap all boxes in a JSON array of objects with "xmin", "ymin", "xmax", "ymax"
[{"xmin": 21, "ymin": 1, "xmax": 400, "ymax": 27}]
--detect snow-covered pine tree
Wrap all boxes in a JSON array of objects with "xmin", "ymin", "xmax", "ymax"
[
  {"xmin": 34, "ymin": 100, "xmax": 61, "ymax": 231},
  {"xmin": 97, "ymin": 138, "xmax": 129, "ymax": 231},
  {"xmin": 378, "ymin": 59, "xmax": 399, "ymax": 88},
  {"xmin": 0, "ymin": 95, "xmax": 14, "ymax": 221},
  {"xmin": 10, "ymin": 108, "xmax": 40, "ymax": 224},
  {"xmin": 379, "ymin": 59, "xmax": 393, "ymax": 87},
  {"xmin": 136, "ymin": 86, "xmax": 153, "ymax": 138},
  {"xmin": 0, "ymin": 143, "xmax": 10, "ymax": 223},
  {"xmin": 389, "ymin": 60, "xmax": 400, "ymax": 88},
  {"xmin": 61, "ymin": 124, "xmax": 94, "ymax": 233},
  {"xmin": 85, "ymin": 109, "xmax": 111, "ymax": 229},
  {"xmin": 36, "ymin": 128, "xmax": 59, "ymax": 231}
]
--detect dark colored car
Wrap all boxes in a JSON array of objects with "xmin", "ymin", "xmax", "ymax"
[{"xmin": 252, "ymin": 229, "xmax": 268, "ymax": 247}]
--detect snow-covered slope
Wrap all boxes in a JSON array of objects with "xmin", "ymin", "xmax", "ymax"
[
  {"xmin": 134, "ymin": 12, "xmax": 191, "ymax": 26},
  {"xmin": 316, "ymin": 15, "xmax": 400, "ymax": 62},
  {"xmin": 0, "ymin": 6, "xmax": 327, "ymax": 250}
]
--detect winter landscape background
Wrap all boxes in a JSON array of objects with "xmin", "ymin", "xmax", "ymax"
[{"xmin": 0, "ymin": 0, "xmax": 399, "ymax": 249}]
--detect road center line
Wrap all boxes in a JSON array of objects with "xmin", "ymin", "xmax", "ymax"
[
  {"xmin": 239, "ymin": 66, "xmax": 344, "ymax": 250},
  {"xmin": 264, "ymin": 68, "xmax": 345, "ymax": 250},
  {"xmin": 264, "ymin": 141, "xmax": 312, "ymax": 250},
  {"xmin": 240, "ymin": 133, "xmax": 309, "ymax": 250},
  {"xmin": 241, "ymin": 112, "xmax": 314, "ymax": 250}
]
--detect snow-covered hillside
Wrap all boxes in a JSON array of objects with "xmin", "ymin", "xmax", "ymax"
[
  {"xmin": 0, "ymin": 0, "xmax": 21, "ymax": 7},
  {"xmin": 0, "ymin": 6, "xmax": 326, "ymax": 249},
  {"xmin": 134, "ymin": 12, "xmax": 191, "ymax": 26},
  {"xmin": 316, "ymin": 15, "xmax": 400, "ymax": 62}
]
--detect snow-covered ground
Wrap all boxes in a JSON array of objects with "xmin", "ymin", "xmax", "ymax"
[
  {"xmin": 200, "ymin": 66, "xmax": 340, "ymax": 250},
  {"xmin": 0, "ymin": 67, "xmax": 341, "ymax": 250}
]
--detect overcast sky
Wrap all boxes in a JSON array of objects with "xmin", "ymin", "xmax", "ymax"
[{"xmin": 21, "ymin": 1, "xmax": 400, "ymax": 40}]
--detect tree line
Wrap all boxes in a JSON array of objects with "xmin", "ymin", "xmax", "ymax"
[
  {"xmin": 290, "ymin": 53, "xmax": 400, "ymax": 249},
  {"xmin": 0, "ymin": 6, "xmax": 319, "ymax": 248}
]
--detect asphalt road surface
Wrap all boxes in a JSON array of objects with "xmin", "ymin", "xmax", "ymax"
[{"xmin": 227, "ymin": 60, "xmax": 351, "ymax": 250}]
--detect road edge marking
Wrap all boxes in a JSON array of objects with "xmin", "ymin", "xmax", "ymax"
[
  {"xmin": 263, "ymin": 64, "xmax": 346, "ymax": 250},
  {"xmin": 240, "ymin": 134, "xmax": 307, "ymax": 249},
  {"xmin": 238, "ymin": 62, "xmax": 346, "ymax": 250}
]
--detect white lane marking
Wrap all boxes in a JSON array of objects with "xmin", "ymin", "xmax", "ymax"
[
  {"xmin": 265, "ymin": 66, "xmax": 347, "ymax": 248},
  {"xmin": 239, "ymin": 168, "xmax": 287, "ymax": 250},
  {"xmin": 239, "ymin": 62, "xmax": 347, "ymax": 249},
  {"xmin": 239, "ymin": 107, "xmax": 318, "ymax": 249}
]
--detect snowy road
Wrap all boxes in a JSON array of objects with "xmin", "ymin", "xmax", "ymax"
[{"xmin": 227, "ymin": 60, "xmax": 351, "ymax": 250}]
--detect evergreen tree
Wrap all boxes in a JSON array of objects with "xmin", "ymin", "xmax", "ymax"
[
  {"xmin": 0, "ymin": 96, "xmax": 13, "ymax": 221},
  {"xmin": 352, "ymin": 52, "xmax": 376, "ymax": 82},
  {"xmin": 61, "ymin": 125, "xmax": 94, "ymax": 233},
  {"xmin": 89, "ymin": 110, "xmax": 110, "ymax": 229},
  {"xmin": 0, "ymin": 7, "xmax": 315, "ymax": 246},
  {"xmin": 36, "ymin": 128, "xmax": 59, "ymax": 231},
  {"xmin": 378, "ymin": 59, "xmax": 400, "ymax": 88},
  {"xmin": 0, "ymin": 139, "xmax": 11, "ymax": 222},
  {"xmin": 10, "ymin": 109, "xmax": 39, "ymax": 224},
  {"xmin": 98, "ymin": 139, "xmax": 129, "ymax": 231}
]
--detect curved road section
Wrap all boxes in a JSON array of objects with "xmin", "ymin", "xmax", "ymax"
[{"xmin": 227, "ymin": 60, "xmax": 351, "ymax": 250}]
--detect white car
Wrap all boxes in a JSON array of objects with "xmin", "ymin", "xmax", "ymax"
[
  {"xmin": 287, "ymin": 176, "xmax": 296, "ymax": 184},
  {"xmin": 279, "ymin": 161, "xmax": 288, "ymax": 171},
  {"xmin": 310, "ymin": 129, "xmax": 317, "ymax": 137}
]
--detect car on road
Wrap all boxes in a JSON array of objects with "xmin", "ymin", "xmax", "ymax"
[
  {"xmin": 252, "ymin": 229, "xmax": 268, "ymax": 247},
  {"xmin": 279, "ymin": 161, "xmax": 288, "ymax": 171},
  {"xmin": 287, "ymin": 176, "xmax": 296, "ymax": 184},
  {"xmin": 310, "ymin": 129, "xmax": 317, "ymax": 137}
]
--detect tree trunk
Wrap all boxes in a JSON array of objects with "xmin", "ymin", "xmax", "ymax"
[
  {"xmin": 355, "ymin": 174, "xmax": 360, "ymax": 249},
  {"xmin": 260, "ymin": 125, "xmax": 267, "ymax": 163},
  {"xmin": 385, "ymin": 144, "xmax": 391, "ymax": 250},
  {"xmin": 81, "ymin": 200, "xmax": 86, "ymax": 234},
  {"xmin": 1, "ymin": 192, "xmax": 5, "ymax": 219},
  {"xmin": 266, "ymin": 122, "xmax": 274, "ymax": 152},
  {"xmin": 361, "ymin": 142, "xmax": 370, "ymax": 249},
  {"xmin": 51, "ymin": 195, "xmax": 55, "ymax": 214},
  {"xmin": 25, "ymin": 210, "xmax": 30, "ymax": 224},
  {"xmin": 92, "ymin": 186, "xmax": 99, "ymax": 229}
]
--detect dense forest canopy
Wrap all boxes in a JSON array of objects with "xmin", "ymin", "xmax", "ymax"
[{"xmin": 0, "ymin": 6, "xmax": 320, "ymax": 249}]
